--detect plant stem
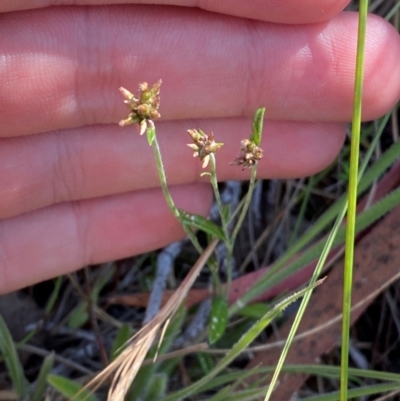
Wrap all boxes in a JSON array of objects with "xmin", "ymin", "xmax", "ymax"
[
  {"xmin": 151, "ymin": 133, "xmax": 203, "ymax": 254},
  {"xmin": 209, "ymin": 154, "xmax": 228, "ymax": 238},
  {"xmin": 223, "ymin": 166, "xmax": 257, "ymax": 294},
  {"xmin": 341, "ymin": 1, "xmax": 368, "ymax": 400},
  {"xmin": 231, "ymin": 166, "xmax": 257, "ymax": 244},
  {"xmin": 209, "ymin": 154, "xmax": 232, "ymax": 295}
]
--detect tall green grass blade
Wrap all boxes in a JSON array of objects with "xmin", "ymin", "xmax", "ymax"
[
  {"xmin": 207, "ymin": 365, "xmax": 267, "ymax": 401},
  {"xmin": 0, "ymin": 315, "xmax": 29, "ymax": 398},
  {"xmin": 179, "ymin": 364, "xmax": 400, "ymax": 396},
  {"xmin": 213, "ymin": 386, "xmax": 269, "ymax": 401},
  {"xmin": 341, "ymin": 1, "xmax": 368, "ymax": 399},
  {"xmin": 32, "ymin": 353, "xmax": 55, "ymax": 401},
  {"xmin": 300, "ymin": 382, "xmax": 400, "ymax": 401}
]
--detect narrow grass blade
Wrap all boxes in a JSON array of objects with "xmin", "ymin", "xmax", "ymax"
[
  {"xmin": 181, "ymin": 364, "xmax": 400, "ymax": 396},
  {"xmin": 45, "ymin": 276, "xmax": 63, "ymax": 314},
  {"xmin": 32, "ymin": 352, "xmax": 54, "ymax": 401},
  {"xmin": 111, "ymin": 324, "xmax": 132, "ymax": 361},
  {"xmin": 0, "ymin": 315, "xmax": 29, "ymax": 398},
  {"xmin": 48, "ymin": 375, "xmax": 99, "ymax": 401},
  {"xmin": 341, "ymin": 1, "xmax": 368, "ymax": 399},
  {"xmin": 300, "ymin": 382, "xmax": 400, "ymax": 401}
]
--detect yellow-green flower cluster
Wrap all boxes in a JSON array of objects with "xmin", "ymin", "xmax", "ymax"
[
  {"xmin": 187, "ymin": 129, "xmax": 223, "ymax": 168},
  {"xmin": 230, "ymin": 139, "xmax": 263, "ymax": 169},
  {"xmin": 119, "ymin": 80, "xmax": 162, "ymax": 135}
]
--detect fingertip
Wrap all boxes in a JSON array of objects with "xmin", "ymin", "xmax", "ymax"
[
  {"xmin": 362, "ymin": 14, "xmax": 400, "ymax": 120},
  {"xmin": 0, "ymin": 183, "xmax": 213, "ymax": 294},
  {"xmin": 258, "ymin": 121, "xmax": 346, "ymax": 178}
]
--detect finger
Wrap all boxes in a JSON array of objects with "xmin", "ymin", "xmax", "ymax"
[
  {"xmin": 1, "ymin": 0, "xmax": 349, "ymax": 24},
  {"xmin": 0, "ymin": 183, "xmax": 212, "ymax": 294},
  {"xmin": 0, "ymin": 119, "xmax": 345, "ymax": 219},
  {"xmin": 1, "ymin": 7, "xmax": 399, "ymax": 137}
]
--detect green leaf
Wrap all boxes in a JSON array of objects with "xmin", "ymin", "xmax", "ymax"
[
  {"xmin": 147, "ymin": 127, "xmax": 156, "ymax": 145},
  {"xmin": 209, "ymin": 296, "xmax": 229, "ymax": 344},
  {"xmin": 250, "ymin": 108, "xmax": 265, "ymax": 146},
  {"xmin": 32, "ymin": 353, "xmax": 54, "ymax": 401},
  {"xmin": 179, "ymin": 210, "xmax": 226, "ymax": 241},
  {"xmin": 142, "ymin": 374, "xmax": 167, "ymax": 401},
  {"xmin": 196, "ymin": 352, "xmax": 215, "ymax": 375},
  {"xmin": 0, "ymin": 315, "xmax": 29, "ymax": 398},
  {"xmin": 67, "ymin": 301, "xmax": 89, "ymax": 329},
  {"xmin": 221, "ymin": 204, "xmax": 231, "ymax": 224},
  {"xmin": 110, "ymin": 324, "xmax": 132, "ymax": 360},
  {"xmin": 48, "ymin": 375, "xmax": 99, "ymax": 401}
]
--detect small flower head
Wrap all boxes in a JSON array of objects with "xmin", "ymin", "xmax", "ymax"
[
  {"xmin": 230, "ymin": 139, "xmax": 263, "ymax": 170},
  {"xmin": 119, "ymin": 80, "xmax": 162, "ymax": 135},
  {"xmin": 187, "ymin": 129, "xmax": 223, "ymax": 168}
]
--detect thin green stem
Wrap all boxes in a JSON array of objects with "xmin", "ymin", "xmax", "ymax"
[
  {"xmin": 341, "ymin": 1, "xmax": 368, "ymax": 400},
  {"xmin": 209, "ymin": 154, "xmax": 229, "ymax": 239},
  {"xmin": 224, "ymin": 166, "xmax": 258, "ymax": 292},
  {"xmin": 209, "ymin": 154, "xmax": 234, "ymax": 294},
  {"xmin": 231, "ymin": 167, "xmax": 257, "ymax": 244},
  {"xmin": 151, "ymin": 134, "xmax": 203, "ymax": 254}
]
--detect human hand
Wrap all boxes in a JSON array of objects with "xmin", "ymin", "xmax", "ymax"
[{"xmin": 0, "ymin": 1, "xmax": 399, "ymax": 293}]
